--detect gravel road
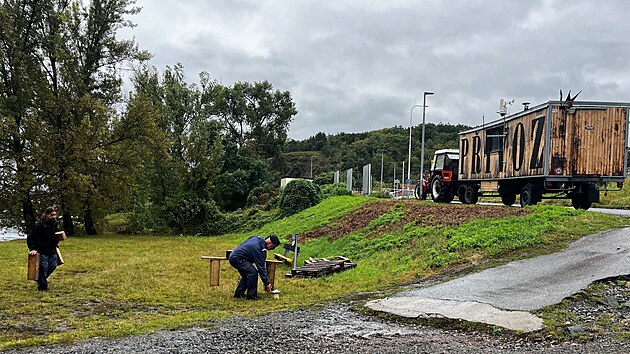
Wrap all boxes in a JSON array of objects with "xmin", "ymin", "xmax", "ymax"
[{"xmin": 5, "ymin": 299, "xmax": 629, "ymax": 354}]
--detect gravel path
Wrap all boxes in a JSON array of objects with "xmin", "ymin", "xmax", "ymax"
[{"xmin": 5, "ymin": 301, "xmax": 629, "ymax": 354}]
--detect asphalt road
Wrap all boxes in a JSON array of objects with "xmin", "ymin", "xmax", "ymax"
[{"xmin": 367, "ymin": 212, "xmax": 630, "ymax": 332}]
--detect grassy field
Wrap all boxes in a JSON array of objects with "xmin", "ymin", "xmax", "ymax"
[{"xmin": 1, "ymin": 196, "xmax": 628, "ymax": 349}]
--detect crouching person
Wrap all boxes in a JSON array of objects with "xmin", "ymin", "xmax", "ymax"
[
  {"xmin": 229, "ymin": 234, "xmax": 281, "ymax": 300},
  {"xmin": 27, "ymin": 207, "xmax": 59, "ymax": 291}
]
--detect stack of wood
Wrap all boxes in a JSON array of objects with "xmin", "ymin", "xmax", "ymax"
[{"xmin": 290, "ymin": 256, "xmax": 356, "ymax": 278}]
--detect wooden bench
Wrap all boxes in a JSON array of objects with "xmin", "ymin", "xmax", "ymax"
[{"xmin": 201, "ymin": 255, "xmax": 283, "ymax": 289}]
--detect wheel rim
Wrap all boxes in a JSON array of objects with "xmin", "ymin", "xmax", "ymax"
[
  {"xmin": 432, "ymin": 180, "xmax": 441, "ymax": 197},
  {"xmin": 521, "ymin": 190, "xmax": 531, "ymax": 206},
  {"xmin": 465, "ymin": 187, "xmax": 473, "ymax": 203}
]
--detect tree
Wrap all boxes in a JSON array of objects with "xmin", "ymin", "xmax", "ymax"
[
  {"xmin": 1, "ymin": 0, "xmax": 150, "ymax": 234},
  {"xmin": 0, "ymin": 0, "xmax": 47, "ymax": 231},
  {"xmin": 215, "ymin": 81, "xmax": 297, "ymax": 160}
]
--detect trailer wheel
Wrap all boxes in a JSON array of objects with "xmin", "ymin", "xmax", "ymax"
[
  {"xmin": 519, "ymin": 184, "xmax": 538, "ymax": 207},
  {"xmin": 500, "ymin": 193, "xmax": 516, "ymax": 206},
  {"xmin": 431, "ymin": 176, "xmax": 450, "ymax": 202},
  {"xmin": 571, "ymin": 195, "xmax": 592, "ymax": 210},
  {"xmin": 459, "ymin": 185, "xmax": 478, "ymax": 204}
]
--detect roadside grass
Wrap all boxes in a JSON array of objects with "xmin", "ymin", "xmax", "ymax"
[{"xmin": 1, "ymin": 196, "xmax": 628, "ymax": 349}]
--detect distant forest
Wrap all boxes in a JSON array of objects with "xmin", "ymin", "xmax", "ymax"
[{"xmin": 282, "ymin": 123, "xmax": 471, "ymax": 185}]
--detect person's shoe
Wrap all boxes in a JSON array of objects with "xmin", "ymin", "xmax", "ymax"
[
  {"xmin": 37, "ymin": 287, "xmax": 48, "ymax": 292},
  {"xmin": 246, "ymin": 295, "xmax": 260, "ymax": 300},
  {"xmin": 234, "ymin": 293, "xmax": 245, "ymax": 298}
]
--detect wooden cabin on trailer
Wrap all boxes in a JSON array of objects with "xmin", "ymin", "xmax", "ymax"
[{"xmin": 455, "ymin": 100, "xmax": 629, "ymax": 209}]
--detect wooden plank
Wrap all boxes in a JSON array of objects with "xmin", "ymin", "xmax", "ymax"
[
  {"xmin": 27, "ymin": 253, "xmax": 39, "ymax": 280},
  {"xmin": 209, "ymin": 259, "xmax": 221, "ymax": 286},
  {"xmin": 201, "ymin": 256, "xmax": 227, "ymax": 260},
  {"xmin": 266, "ymin": 261, "xmax": 280, "ymax": 289},
  {"xmin": 56, "ymin": 247, "xmax": 64, "ymax": 266}
]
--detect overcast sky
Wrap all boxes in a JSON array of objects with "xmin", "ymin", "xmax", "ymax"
[{"xmin": 119, "ymin": 0, "xmax": 630, "ymax": 140}]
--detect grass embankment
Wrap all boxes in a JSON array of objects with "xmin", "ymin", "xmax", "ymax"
[{"xmin": 1, "ymin": 196, "xmax": 628, "ymax": 349}]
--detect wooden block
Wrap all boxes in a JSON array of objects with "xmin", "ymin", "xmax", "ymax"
[
  {"xmin": 265, "ymin": 260, "xmax": 282, "ymax": 290},
  {"xmin": 56, "ymin": 247, "xmax": 64, "ymax": 266},
  {"xmin": 28, "ymin": 253, "xmax": 39, "ymax": 280},
  {"xmin": 55, "ymin": 231, "xmax": 67, "ymax": 241}
]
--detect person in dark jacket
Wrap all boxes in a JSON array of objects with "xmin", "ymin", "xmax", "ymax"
[
  {"xmin": 229, "ymin": 234, "xmax": 281, "ymax": 300},
  {"xmin": 27, "ymin": 207, "xmax": 59, "ymax": 291}
]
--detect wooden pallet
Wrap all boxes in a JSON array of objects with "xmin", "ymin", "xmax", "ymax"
[{"xmin": 290, "ymin": 258, "xmax": 356, "ymax": 278}]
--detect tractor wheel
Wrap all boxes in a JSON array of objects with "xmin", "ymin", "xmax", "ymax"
[
  {"xmin": 431, "ymin": 176, "xmax": 451, "ymax": 203},
  {"xmin": 500, "ymin": 193, "xmax": 516, "ymax": 206},
  {"xmin": 459, "ymin": 185, "xmax": 479, "ymax": 205},
  {"xmin": 519, "ymin": 184, "xmax": 538, "ymax": 208}
]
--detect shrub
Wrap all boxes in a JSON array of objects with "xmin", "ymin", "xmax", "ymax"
[
  {"xmin": 279, "ymin": 179, "xmax": 321, "ymax": 217},
  {"xmin": 313, "ymin": 171, "xmax": 334, "ymax": 186},
  {"xmin": 320, "ymin": 183, "xmax": 351, "ymax": 200}
]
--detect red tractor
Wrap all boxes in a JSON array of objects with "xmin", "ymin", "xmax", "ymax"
[{"xmin": 416, "ymin": 149, "xmax": 471, "ymax": 203}]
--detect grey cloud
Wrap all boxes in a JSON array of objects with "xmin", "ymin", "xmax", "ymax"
[{"xmin": 123, "ymin": 0, "xmax": 630, "ymax": 140}]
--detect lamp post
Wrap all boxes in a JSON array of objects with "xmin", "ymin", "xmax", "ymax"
[
  {"xmin": 419, "ymin": 91, "xmax": 434, "ymax": 187},
  {"xmin": 407, "ymin": 104, "xmax": 423, "ymax": 184}
]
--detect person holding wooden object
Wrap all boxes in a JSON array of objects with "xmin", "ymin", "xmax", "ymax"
[
  {"xmin": 26, "ymin": 207, "xmax": 61, "ymax": 291},
  {"xmin": 228, "ymin": 234, "xmax": 281, "ymax": 300}
]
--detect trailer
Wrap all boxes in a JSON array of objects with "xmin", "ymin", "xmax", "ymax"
[{"xmin": 423, "ymin": 99, "xmax": 629, "ymax": 209}]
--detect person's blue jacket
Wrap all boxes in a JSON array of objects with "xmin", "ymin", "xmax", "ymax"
[{"xmin": 229, "ymin": 236, "xmax": 271, "ymax": 285}]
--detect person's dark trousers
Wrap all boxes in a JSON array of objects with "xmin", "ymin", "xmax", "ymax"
[
  {"xmin": 229, "ymin": 258, "xmax": 258, "ymax": 298},
  {"xmin": 37, "ymin": 254, "xmax": 57, "ymax": 291}
]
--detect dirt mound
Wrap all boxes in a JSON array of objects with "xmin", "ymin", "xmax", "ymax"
[{"xmin": 300, "ymin": 200, "xmax": 529, "ymax": 242}]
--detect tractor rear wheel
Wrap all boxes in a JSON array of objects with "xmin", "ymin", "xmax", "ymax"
[{"xmin": 431, "ymin": 176, "xmax": 451, "ymax": 203}]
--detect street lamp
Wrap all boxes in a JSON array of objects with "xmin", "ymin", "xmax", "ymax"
[
  {"xmin": 407, "ymin": 104, "xmax": 423, "ymax": 184},
  {"xmin": 419, "ymin": 91, "xmax": 434, "ymax": 187}
]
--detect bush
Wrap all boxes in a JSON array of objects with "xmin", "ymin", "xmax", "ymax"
[
  {"xmin": 319, "ymin": 182, "xmax": 352, "ymax": 200},
  {"xmin": 279, "ymin": 179, "xmax": 321, "ymax": 217},
  {"xmin": 313, "ymin": 171, "xmax": 334, "ymax": 186}
]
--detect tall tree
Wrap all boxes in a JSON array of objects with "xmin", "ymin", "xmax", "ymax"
[
  {"xmin": 215, "ymin": 81, "xmax": 297, "ymax": 160},
  {"xmin": 0, "ymin": 0, "xmax": 49, "ymax": 231}
]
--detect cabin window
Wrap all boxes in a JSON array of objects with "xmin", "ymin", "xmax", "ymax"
[
  {"xmin": 434, "ymin": 154, "xmax": 445, "ymax": 170},
  {"xmin": 485, "ymin": 127, "xmax": 504, "ymax": 153}
]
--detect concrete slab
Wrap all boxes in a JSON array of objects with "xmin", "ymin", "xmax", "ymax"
[
  {"xmin": 368, "ymin": 297, "xmax": 543, "ymax": 332},
  {"xmin": 366, "ymin": 226, "xmax": 630, "ymax": 332}
]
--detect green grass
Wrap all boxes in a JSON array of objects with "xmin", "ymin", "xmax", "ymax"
[{"xmin": 1, "ymin": 196, "xmax": 628, "ymax": 349}]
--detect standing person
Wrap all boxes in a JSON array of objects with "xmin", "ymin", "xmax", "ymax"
[
  {"xmin": 27, "ymin": 207, "xmax": 59, "ymax": 291},
  {"xmin": 229, "ymin": 234, "xmax": 281, "ymax": 300}
]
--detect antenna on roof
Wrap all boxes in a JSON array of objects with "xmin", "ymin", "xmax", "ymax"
[{"xmin": 497, "ymin": 98, "xmax": 514, "ymax": 117}]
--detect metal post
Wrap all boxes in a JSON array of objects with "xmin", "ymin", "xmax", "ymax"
[
  {"xmin": 420, "ymin": 91, "xmax": 434, "ymax": 187},
  {"xmin": 292, "ymin": 234, "xmax": 298, "ymax": 270}
]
